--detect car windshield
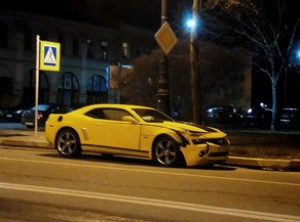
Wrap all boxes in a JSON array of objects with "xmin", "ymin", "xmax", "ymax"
[
  {"xmin": 30, "ymin": 104, "xmax": 51, "ymax": 111},
  {"xmin": 133, "ymin": 108, "xmax": 174, "ymax": 123}
]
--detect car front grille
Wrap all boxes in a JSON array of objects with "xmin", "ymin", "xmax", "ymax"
[{"xmin": 193, "ymin": 138, "xmax": 227, "ymax": 145}]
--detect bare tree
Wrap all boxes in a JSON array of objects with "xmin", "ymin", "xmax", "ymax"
[
  {"xmin": 119, "ymin": 51, "xmax": 160, "ymax": 107},
  {"xmin": 204, "ymin": 0, "xmax": 300, "ymax": 130}
]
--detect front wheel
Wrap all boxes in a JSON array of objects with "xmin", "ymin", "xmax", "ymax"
[
  {"xmin": 153, "ymin": 136, "xmax": 181, "ymax": 167},
  {"xmin": 56, "ymin": 128, "xmax": 81, "ymax": 158}
]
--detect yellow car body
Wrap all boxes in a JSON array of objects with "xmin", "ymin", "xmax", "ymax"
[{"xmin": 45, "ymin": 104, "xmax": 229, "ymax": 167}]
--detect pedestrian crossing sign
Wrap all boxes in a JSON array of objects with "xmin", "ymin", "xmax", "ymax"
[{"xmin": 40, "ymin": 41, "xmax": 61, "ymax": 71}]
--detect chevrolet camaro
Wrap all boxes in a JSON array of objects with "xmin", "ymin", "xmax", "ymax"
[{"xmin": 45, "ymin": 104, "xmax": 230, "ymax": 167}]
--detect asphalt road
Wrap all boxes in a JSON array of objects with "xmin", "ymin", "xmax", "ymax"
[
  {"xmin": 0, "ymin": 146, "xmax": 300, "ymax": 222},
  {"xmin": 0, "ymin": 121, "xmax": 300, "ymax": 171}
]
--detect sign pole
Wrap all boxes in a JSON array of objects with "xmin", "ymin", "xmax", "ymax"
[
  {"xmin": 157, "ymin": 0, "xmax": 170, "ymax": 115},
  {"xmin": 34, "ymin": 35, "xmax": 40, "ymax": 138}
]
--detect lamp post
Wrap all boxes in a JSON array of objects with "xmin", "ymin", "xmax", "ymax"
[
  {"xmin": 157, "ymin": 0, "xmax": 170, "ymax": 115},
  {"xmin": 190, "ymin": 0, "xmax": 202, "ymax": 124}
]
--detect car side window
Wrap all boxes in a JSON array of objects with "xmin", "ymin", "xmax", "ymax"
[
  {"xmin": 102, "ymin": 109, "xmax": 130, "ymax": 121},
  {"xmin": 85, "ymin": 108, "xmax": 131, "ymax": 121},
  {"xmin": 85, "ymin": 108, "xmax": 105, "ymax": 119}
]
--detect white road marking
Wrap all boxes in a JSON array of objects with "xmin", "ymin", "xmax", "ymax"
[
  {"xmin": 0, "ymin": 182, "xmax": 299, "ymax": 222},
  {"xmin": 0, "ymin": 156, "xmax": 299, "ymax": 186}
]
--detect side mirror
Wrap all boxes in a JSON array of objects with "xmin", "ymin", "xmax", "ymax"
[{"xmin": 122, "ymin": 115, "xmax": 139, "ymax": 124}]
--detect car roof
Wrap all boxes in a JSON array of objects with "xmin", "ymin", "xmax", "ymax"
[{"xmin": 76, "ymin": 104, "xmax": 156, "ymax": 112}]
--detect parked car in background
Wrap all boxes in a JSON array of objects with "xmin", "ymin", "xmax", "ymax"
[
  {"xmin": 21, "ymin": 103, "xmax": 73, "ymax": 128},
  {"xmin": 0, "ymin": 107, "xmax": 6, "ymax": 121},
  {"xmin": 243, "ymin": 103, "xmax": 272, "ymax": 128},
  {"xmin": 278, "ymin": 107, "xmax": 300, "ymax": 130},
  {"xmin": 4, "ymin": 103, "xmax": 32, "ymax": 122},
  {"xmin": 45, "ymin": 104, "xmax": 230, "ymax": 167},
  {"xmin": 204, "ymin": 105, "xmax": 242, "ymax": 126}
]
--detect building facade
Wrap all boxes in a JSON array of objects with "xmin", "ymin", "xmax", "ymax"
[{"xmin": 0, "ymin": 9, "xmax": 156, "ymax": 109}]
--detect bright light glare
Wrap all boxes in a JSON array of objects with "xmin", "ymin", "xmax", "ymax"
[{"xmin": 187, "ymin": 19, "xmax": 196, "ymax": 28}]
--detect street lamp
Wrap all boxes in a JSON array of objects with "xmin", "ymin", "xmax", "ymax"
[
  {"xmin": 292, "ymin": 43, "xmax": 300, "ymax": 65},
  {"xmin": 186, "ymin": 18, "xmax": 196, "ymax": 28},
  {"xmin": 297, "ymin": 49, "xmax": 300, "ymax": 61}
]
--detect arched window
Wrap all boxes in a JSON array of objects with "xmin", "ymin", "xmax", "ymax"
[
  {"xmin": 22, "ymin": 69, "xmax": 49, "ymax": 105},
  {"xmin": 57, "ymin": 72, "xmax": 80, "ymax": 107},
  {"xmin": 86, "ymin": 75, "xmax": 108, "ymax": 104}
]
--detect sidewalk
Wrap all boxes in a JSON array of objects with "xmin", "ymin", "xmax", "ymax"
[
  {"xmin": 0, "ymin": 129, "xmax": 50, "ymax": 149},
  {"xmin": 0, "ymin": 129, "xmax": 299, "ymax": 171}
]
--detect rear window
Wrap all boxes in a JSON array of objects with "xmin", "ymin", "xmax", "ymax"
[{"xmin": 31, "ymin": 104, "xmax": 51, "ymax": 111}]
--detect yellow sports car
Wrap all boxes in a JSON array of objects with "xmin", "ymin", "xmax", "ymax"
[{"xmin": 45, "ymin": 104, "xmax": 230, "ymax": 167}]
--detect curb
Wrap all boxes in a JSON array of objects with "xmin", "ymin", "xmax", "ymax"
[
  {"xmin": 226, "ymin": 156, "xmax": 300, "ymax": 171},
  {"xmin": 0, "ymin": 138, "xmax": 51, "ymax": 149}
]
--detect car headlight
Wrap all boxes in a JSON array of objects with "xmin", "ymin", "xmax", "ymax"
[
  {"xmin": 192, "ymin": 138, "xmax": 207, "ymax": 144},
  {"xmin": 16, "ymin": 109, "xmax": 23, "ymax": 114}
]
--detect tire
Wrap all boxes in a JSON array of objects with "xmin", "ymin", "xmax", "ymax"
[
  {"xmin": 153, "ymin": 136, "xmax": 181, "ymax": 167},
  {"xmin": 56, "ymin": 128, "xmax": 81, "ymax": 158}
]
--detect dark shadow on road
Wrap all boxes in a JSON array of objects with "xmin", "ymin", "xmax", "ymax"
[
  {"xmin": 38, "ymin": 152, "xmax": 240, "ymax": 171},
  {"xmin": 225, "ymin": 163, "xmax": 299, "ymax": 172},
  {"xmin": 191, "ymin": 164, "xmax": 237, "ymax": 171},
  {"xmin": 0, "ymin": 133, "xmax": 27, "ymax": 137},
  {"xmin": 38, "ymin": 152, "xmax": 156, "ymax": 168}
]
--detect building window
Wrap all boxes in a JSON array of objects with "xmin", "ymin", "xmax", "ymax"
[
  {"xmin": 88, "ymin": 75, "xmax": 107, "ymax": 92},
  {"xmin": 57, "ymin": 72, "xmax": 80, "ymax": 107},
  {"xmin": 122, "ymin": 42, "xmax": 129, "ymax": 58},
  {"xmin": 87, "ymin": 39, "xmax": 95, "ymax": 59},
  {"xmin": 101, "ymin": 42, "xmax": 108, "ymax": 61},
  {"xmin": 72, "ymin": 37, "xmax": 79, "ymax": 56},
  {"xmin": 87, "ymin": 75, "xmax": 108, "ymax": 104},
  {"xmin": 0, "ymin": 24, "xmax": 8, "ymax": 48}
]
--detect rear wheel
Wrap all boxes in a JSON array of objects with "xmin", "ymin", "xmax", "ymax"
[
  {"xmin": 56, "ymin": 128, "xmax": 81, "ymax": 157},
  {"xmin": 153, "ymin": 136, "xmax": 181, "ymax": 167}
]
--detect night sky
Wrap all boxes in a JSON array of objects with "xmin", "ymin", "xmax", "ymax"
[{"xmin": 0, "ymin": 0, "xmax": 188, "ymax": 30}]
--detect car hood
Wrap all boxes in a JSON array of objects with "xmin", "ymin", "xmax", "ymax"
[{"xmin": 148, "ymin": 121, "xmax": 222, "ymax": 134}]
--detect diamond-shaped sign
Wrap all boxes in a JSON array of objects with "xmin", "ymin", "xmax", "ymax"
[{"xmin": 155, "ymin": 22, "xmax": 178, "ymax": 55}]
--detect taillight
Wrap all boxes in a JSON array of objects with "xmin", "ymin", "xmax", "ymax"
[{"xmin": 38, "ymin": 112, "xmax": 43, "ymax": 119}]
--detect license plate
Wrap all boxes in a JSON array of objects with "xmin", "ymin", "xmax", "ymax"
[
  {"xmin": 6, "ymin": 114, "xmax": 12, "ymax": 118},
  {"xmin": 25, "ymin": 122, "xmax": 34, "ymax": 126}
]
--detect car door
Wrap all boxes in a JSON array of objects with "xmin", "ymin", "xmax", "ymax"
[{"xmin": 86, "ymin": 108, "xmax": 141, "ymax": 150}]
